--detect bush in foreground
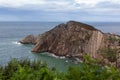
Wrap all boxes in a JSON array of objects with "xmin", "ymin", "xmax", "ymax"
[{"xmin": 0, "ymin": 58, "xmax": 120, "ymax": 80}]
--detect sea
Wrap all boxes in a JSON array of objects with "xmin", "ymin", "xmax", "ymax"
[{"xmin": 0, "ymin": 22, "xmax": 120, "ymax": 71}]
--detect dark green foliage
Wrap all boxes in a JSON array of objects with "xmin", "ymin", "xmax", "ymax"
[
  {"xmin": 100, "ymin": 48, "xmax": 118, "ymax": 62},
  {"xmin": 0, "ymin": 58, "xmax": 120, "ymax": 80},
  {"xmin": 66, "ymin": 55, "xmax": 120, "ymax": 80},
  {"xmin": 108, "ymin": 36, "xmax": 120, "ymax": 43}
]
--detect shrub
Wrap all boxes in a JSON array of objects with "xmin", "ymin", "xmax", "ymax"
[
  {"xmin": 0, "ymin": 58, "xmax": 119, "ymax": 80},
  {"xmin": 100, "ymin": 48, "xmax": 118, "ymax": 62}
]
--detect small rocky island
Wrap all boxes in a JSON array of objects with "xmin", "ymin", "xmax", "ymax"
[{"xmin": 20, "ymin": 21, "xmax": 120, "ymax": 68}]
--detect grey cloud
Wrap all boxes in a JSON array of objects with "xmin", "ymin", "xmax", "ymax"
[{"xmin": 96, "ymin": 1, "xmax": 120, "ymax": 8}]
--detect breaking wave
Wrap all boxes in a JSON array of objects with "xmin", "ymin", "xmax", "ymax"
[
  {"xmin": 12, "ymin": 41, "xmax": 21, "ymax": 45},
  {"xmin": 43, "ymin": 52, "xmax": 66, "ymax": 59}
]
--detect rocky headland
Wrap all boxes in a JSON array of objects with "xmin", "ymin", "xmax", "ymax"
[{"xmin": 20, "ymin": 21, "xmax": 120, "ymax": 68}]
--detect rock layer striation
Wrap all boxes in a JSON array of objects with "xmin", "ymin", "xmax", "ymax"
[{"xmin": 30, "ymin": 21, "xmax": 105, "ymax": 57}]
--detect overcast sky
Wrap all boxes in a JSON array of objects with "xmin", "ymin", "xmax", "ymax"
[{"xmin": 0, "ymin": 0, "xmax": 120, "ymax": 21}]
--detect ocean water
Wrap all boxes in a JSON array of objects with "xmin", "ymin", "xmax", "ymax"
[
  {"xmin": 87, "ymin": 22, "xmax": 120, "ymax": 34},
  {"xmin": 0, "ymin": 22, "xmax": 120, "ymax": 71}
]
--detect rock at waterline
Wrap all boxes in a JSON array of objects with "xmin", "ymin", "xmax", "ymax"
[
  {"xmin": 19, "ymin": 34, "xmax": 36, "ymax": 44},
  {"xmin": 20, "ymin": 21, "xmax": 104, "ymax": 57}
]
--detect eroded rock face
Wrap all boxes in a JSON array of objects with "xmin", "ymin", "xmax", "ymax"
[
  {"xmin": 20, "ymin": 21, "xmax": 120, "ymax": 68},
  {"xmin": 31, "ymin": 21, "xmax": 105, "ymax": 58},
  {"xmin": 19, "ymin": 34, "xmax": 36, "ymax": 44}
]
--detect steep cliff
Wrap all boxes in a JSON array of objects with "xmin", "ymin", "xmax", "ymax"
[
  {"xmin": 20, "ymin": 21, "xmax": 105, "ymax": 57},
  {"xmin": 20, "ymin": 21, "xmax": 120, "ymax": 67}
]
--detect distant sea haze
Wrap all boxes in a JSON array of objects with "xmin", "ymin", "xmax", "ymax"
[
  {"xmin": 86, "ymin": 22, "xmax": 120, "ymax": 35},
  {"xmin": 0, "ymin": 22, "xmax": 119, "ymax": 35},
  {"xmin": 0, "ymin": 22, "xmax": 119, "ymax": 71}
]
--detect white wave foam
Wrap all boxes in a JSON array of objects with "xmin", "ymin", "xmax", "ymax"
[
  {"xmin": 12, "ymin": 41, "xmax": 21, "ymax": 45},
  {"xmin": 59, "ymin": 56, "xmax": 65, "ymax": 59},
  {"xmin": 43, "ymin": 52, "xmax": 66, "ymax": 59},
  {"xmin": 49, "ymin": 53, "xmax": 58, "ymax": 58},
  {"xmin": 51, "ymin": 54, "xmax": 66, "ymax": 59}
]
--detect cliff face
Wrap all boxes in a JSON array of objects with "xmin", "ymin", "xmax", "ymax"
[
  {"xmin": 20, "ymin": 21, "xmax": 105, "ymax": 57},
  {"xmin": 84, "ymin": 31, "xmax": 104, "ymax": 58},
  {"xmin": 19, "ymin": 21, "xmax": 120, "ymax": 67}
]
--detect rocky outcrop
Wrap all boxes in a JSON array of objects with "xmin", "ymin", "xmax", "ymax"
[
  {"xmin": 30, "ymin": 21, "xmax": 105, "ymax": 58},
  {"xmin": 20, "ymin": 21, "xmax": 120, "ymax": 67},
  {"xmin": 19, "ymin": 34, "xmax": 36, "ymax": 44}
]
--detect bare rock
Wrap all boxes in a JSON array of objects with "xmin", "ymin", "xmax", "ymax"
[
  {"xmin": 31, "ymin": 21, "xmax": 104, "ymax": 58},
  {"xmin": 19, "ymin": 34, "xmax": 36, "ymax": 44}
]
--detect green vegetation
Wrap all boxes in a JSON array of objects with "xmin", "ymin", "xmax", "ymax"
[
  {"xmin": 100, "ymin": 48, "xmax": 118, "ymax": 63},
  {"xmin": 0, "ymin": 57, "xmax": 120, "ymax": 80},
  {"xmin": 108, "ymin": 36, "xmax": 120, "ymax": 43}
]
